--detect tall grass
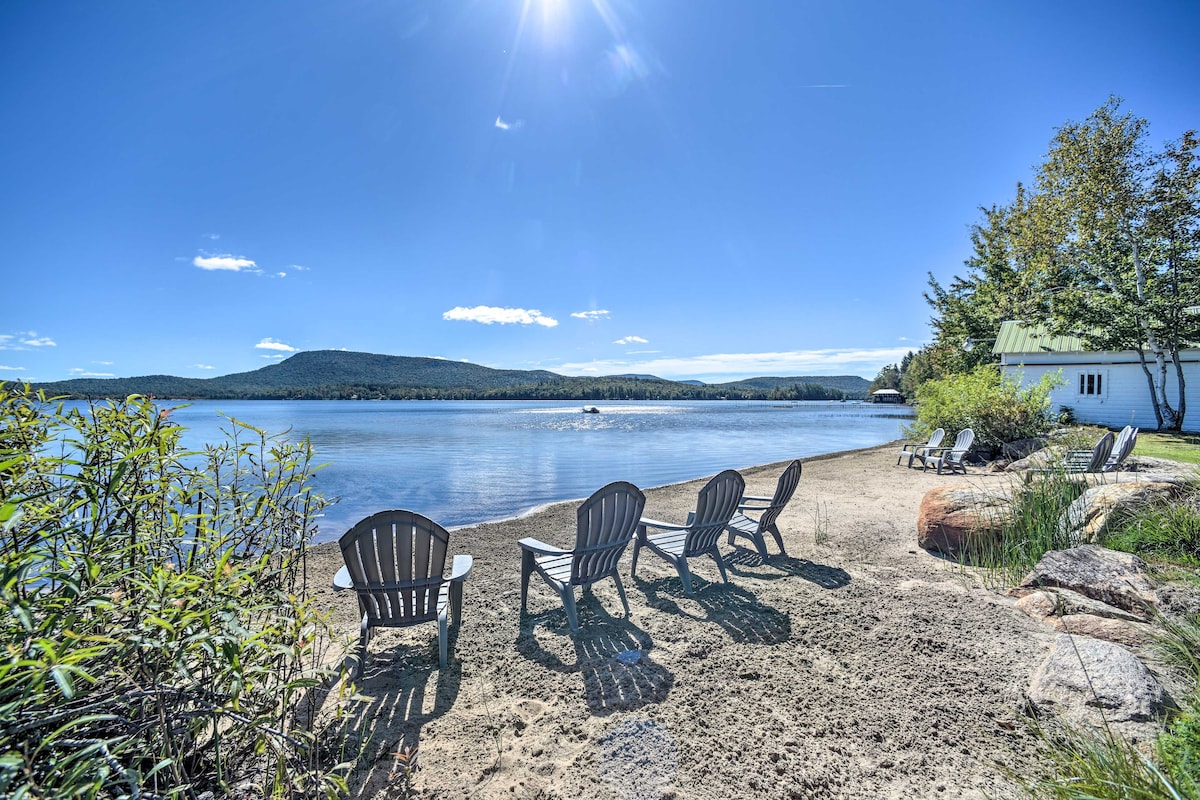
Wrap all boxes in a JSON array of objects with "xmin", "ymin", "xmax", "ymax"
[
  {"xmin": 970, "ymin": 471, "xmax": 1085, "ymax": 588},
  {"xmin": 1103, "ymin": 493, "xmax": 1200, "ymax": 567}
]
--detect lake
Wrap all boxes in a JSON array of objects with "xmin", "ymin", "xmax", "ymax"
[{"xmin": 166, "ymin": 400, "xmax": 913, "ymax": 543}]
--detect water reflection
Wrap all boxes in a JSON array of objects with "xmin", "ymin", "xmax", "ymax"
[{"xmin": 162, "ymin": 400, "xmax": 910, "ymax": 542}]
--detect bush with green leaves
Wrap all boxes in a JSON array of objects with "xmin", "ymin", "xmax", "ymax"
[
  {"xmin": 0, "ymin": 386, "xmax": 348, "ymax": 798},
  {"xmin": 906, "ymin": 365, "xmax": 1062, "ymax": 455}
]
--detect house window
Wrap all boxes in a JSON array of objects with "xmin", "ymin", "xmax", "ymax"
[{"xmin": 1078, "ymin": 372, "xmax": 1104, "ymax": 396}]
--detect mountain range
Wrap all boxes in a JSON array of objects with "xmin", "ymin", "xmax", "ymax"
[{"xmin": 27, "ymin": 350, "xmax": 871, "ymax": 401}]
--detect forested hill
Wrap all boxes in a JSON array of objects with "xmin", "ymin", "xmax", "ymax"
[{"xmin": 28, "ymin": 350, "xmax": 871, "ymax": 401}]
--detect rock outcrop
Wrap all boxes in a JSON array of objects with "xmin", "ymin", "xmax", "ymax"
[{"xmin": 1019, "ymin": 545, "xmax": 1158, "ymax": 613}]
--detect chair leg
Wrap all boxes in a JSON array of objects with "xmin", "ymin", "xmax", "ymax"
[
  {"xmin": 631, "ymin": 525, "xmax": 646, "ymax": 577},
  {"xmin": 450, "ymin": 580, "xmax": 464, "ymax": 625},
  {"xmin": 612, "ymin": 572, "xmax": 632, "ymax": 619},
  {"xmin": 561, "ymin": 587, "xmax": 580, "ymax": 632},
  {"xmin": 520, "ymin": 549, "xmax": 533, "ymax": 613},
  {"xmin": 768, "ymin": 523, "xmax": 786, "ymax": 556},
  {"xmin": 727, "ymin": 526, "xmax": 737, "ymax": 546},
  {"xmin": 673, "ymin": 558, "xmax": 695, "ymax": 596},
  {"xmin": 438, "ymin": 612, "xmax": 449, "ymax": 669},
  {"xmin": 711, "ymin": 548, "xmax": 730, "ymax": 584},
  {"xmin": 752, "ymin": 531, "xmax": 770, "ymax": 561}
]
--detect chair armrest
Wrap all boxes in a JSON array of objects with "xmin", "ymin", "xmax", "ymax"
[
  {"xmin": 741, "ymin": 494, "xmax": 772, "ymax": 502},
  {"xmin": 737, "ymin": 502, "xmax": 771, "ymax": 512},
  {"xmin": 449, "ymin": 554, "xmax": 473, "ymax": 582},
  {"xmin": 517, "ymin": 537, "xmax": 568, "ymax": 556},
  {"xmin": 333, "ymin": 565, "xmax": 353, "ymax": 591},
  {"xmin": 638, "ymin": 516, "xmax": 687, "ymax": 532}
]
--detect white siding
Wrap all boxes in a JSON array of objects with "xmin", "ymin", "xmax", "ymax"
[{"xmin": 1001, "ymin": 351, "xmax": 1200, "ymax": 431}]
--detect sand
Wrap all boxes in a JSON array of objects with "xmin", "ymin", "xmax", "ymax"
[{"xmin": 304, "ymin": 443, "xmax": 1058, "ymax": 799}]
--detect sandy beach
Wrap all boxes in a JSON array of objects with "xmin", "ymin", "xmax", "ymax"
[{"xmin": 305, "ymin": 442, "xmax": 1057, "ymax": 799}]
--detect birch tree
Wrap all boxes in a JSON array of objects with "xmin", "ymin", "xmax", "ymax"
[{"xmin": 1034, "ymin": 99, "xmax": 1199, "ymax": 430}]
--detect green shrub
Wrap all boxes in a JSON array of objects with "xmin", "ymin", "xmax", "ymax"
[
  {"xmin": 0, "ymin": 386, "xmax": 348, "ymax": 798},
  {"xmin": 906, "ymin": 365, "xmax": 1062, "ymax": 454}
]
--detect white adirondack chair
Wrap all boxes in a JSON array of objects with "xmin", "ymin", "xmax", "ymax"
[
  {"xmin": 898, "ymin": 428, "xmax": 944, "ymax": 468},
  {"xmin": 334, "ymin": 510, "xmax": 473, "ymax": 671},
  {"xmin": 632, "ymin": 469, "xmax": 745, "ymax": 596},
  {"xmin": 922, "ymin": 429, "xmax": 975, "ymax": 475},
  {"xmin": 519, "ymin": 481, "xmax": 646, "ymax": 632},
  {"xmin": 725, "ymin": 459, "xmax": 801, "ymax": 559}
]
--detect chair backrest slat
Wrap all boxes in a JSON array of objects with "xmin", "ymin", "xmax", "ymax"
[
  {"xmin": 926, "ymin": 428, "xmax": 945, "ymax": 449},
  {"xmin": 571, "ymin": 481, "xmax": 645, "ymax": 586},
  {"xmin": 685, "ymin": 469, "xmax": 745, "ymax": 556},
  {"xmin": 758, "ymin": 460, "xmax": 802, "ymax": 532}
]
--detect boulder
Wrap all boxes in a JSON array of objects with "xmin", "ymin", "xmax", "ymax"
[
  {"xmin": 1020, "ymin": 545, "xmax": 1158, "ymax": 613},
  {"xmin": 916, "ymin": 485, "xmax": 1016, "ymax": 558},
  {"xmin": 1002, "ymin": 437, "xmax": 1047, "ymax": 461},
  {"xmin": 1060, "ymin": 482, "xmax": 1183, "ymax": 546},
  {"xmin": 1007, "ymin": 446, "xmax": 1065, "ymax": 472},
  {"xmin": 1028, "ymin": 634, "xmax": 1171, "ymax": 741}
]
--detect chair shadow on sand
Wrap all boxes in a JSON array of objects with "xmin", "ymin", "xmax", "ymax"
[
  {"xmin": 517, "ymin": 593, "xmax": 674, "ymax": 716},
  {"xmin": 722, "ymin": 547, "xmax": 852, "ymax": 590},
  {"xmin": 634, "ymin": 574, "xmax": 792, "ymax": 645},
  {"xmin": 326, "ymin": 632, "xmax": 463, "ymax": 797}
]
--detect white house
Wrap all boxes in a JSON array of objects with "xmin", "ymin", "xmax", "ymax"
[{"xmin": 993, "ymin": 320, "xmax": 1200, "ymax": 431}]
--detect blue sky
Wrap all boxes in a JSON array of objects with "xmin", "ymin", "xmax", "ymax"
[{"xmin": 2, "ymin": 1, "xmax": 1198, "ymax": 383}]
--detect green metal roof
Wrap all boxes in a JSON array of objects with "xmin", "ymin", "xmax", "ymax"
[{"xmin": 992, "ymin": 321, "xmax": 1084, "ymax": 354}]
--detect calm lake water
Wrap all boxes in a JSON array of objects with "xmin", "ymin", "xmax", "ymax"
[{"xmin": 165, "ymin": 400, "xmax": 913, "ymax": 543}]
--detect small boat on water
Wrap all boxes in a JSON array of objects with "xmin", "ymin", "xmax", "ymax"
[{"xmin": 582, "ymin": 406, "xmax": 600, "ymax": 414}]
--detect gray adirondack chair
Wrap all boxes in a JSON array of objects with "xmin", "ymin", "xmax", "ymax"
[
  {"xmin": 334, "ymin": 510, "xmax": 473, "ymax": 671},
  {"xmin": 921, "ymin": 429, "xmax": 975, "ymax": 475},
  {"xmin": 519, "ymin": 481, "xmax": 646, "ymax": 632},
  {"xmin": 1023, "ymin": 431, "xmax": 1116, "ymax": 483},
  {"xmin": 898, "ymin": 428, "xmax": 944, "ymax": 468},
  {"xmin": 725, "ymin": 459, "xmax": 801, "ymax": 559},
  {"xmin": 1104, "ymin": 425, "xmax": 1138, "ymax": 472},
  {"xmin": 632, "ymin": 469, "xmax": 745, "ymax": 596},
  {"xmin": 1065, "ymin": 431, "xmax": 1116, "ymax": 474}
]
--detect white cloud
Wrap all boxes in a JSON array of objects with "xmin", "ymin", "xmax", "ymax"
[
  {"xmin": 1, "ymin": 332, "xmax": 56, "ymax": 349},
  {"xmin": 202, "ymin": 232, "xmax": 221, "ymax": 240},
  {"xmin": 261, "ymin": 354, "xmax": 285, "ymax": 359},
  {"xmin": 443, "ymin": 306, "xmax": 558, "ymax": 328},
  {"xmin": 290, "ymin": 264, "xmax": 309, "ymax": 271},
  {"xmin": 276, "ymin": 272, "xmax": 287, "ymax": 278},
  {"xmin": 495, "ymin": 116, "xmax": 525, "ymax": 131},
  {"xmin": 194, "ymin": 254, "xmax": 257, "ymax": 272},
  {"xmin": 555, "ymin": 347, "xmax": 917, "ymax": 381},
  {"xmin": 69, "ymin": 368, "xmax": 115, "ymax": 378},
  {"xmin": 614, "ymin": 335, "xmax": 648, "ymax": 345},
  {"xmin": 0, "ymin": 365, "xmax": 24, "ymax": 371},
  {"xmin": 92, "ymin": 360, "xmax": 113, "ymax": 365},
  {"xmin": 255, "ymin": 338, "xmax": 297, "ymax": 352},
  {"xmin": 571, "ymin": 310, "xmax": 611, "ymax": 320},
  {"xmin": 193, "ymin": 363, "xmax": 215, "ymax": 370}
]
